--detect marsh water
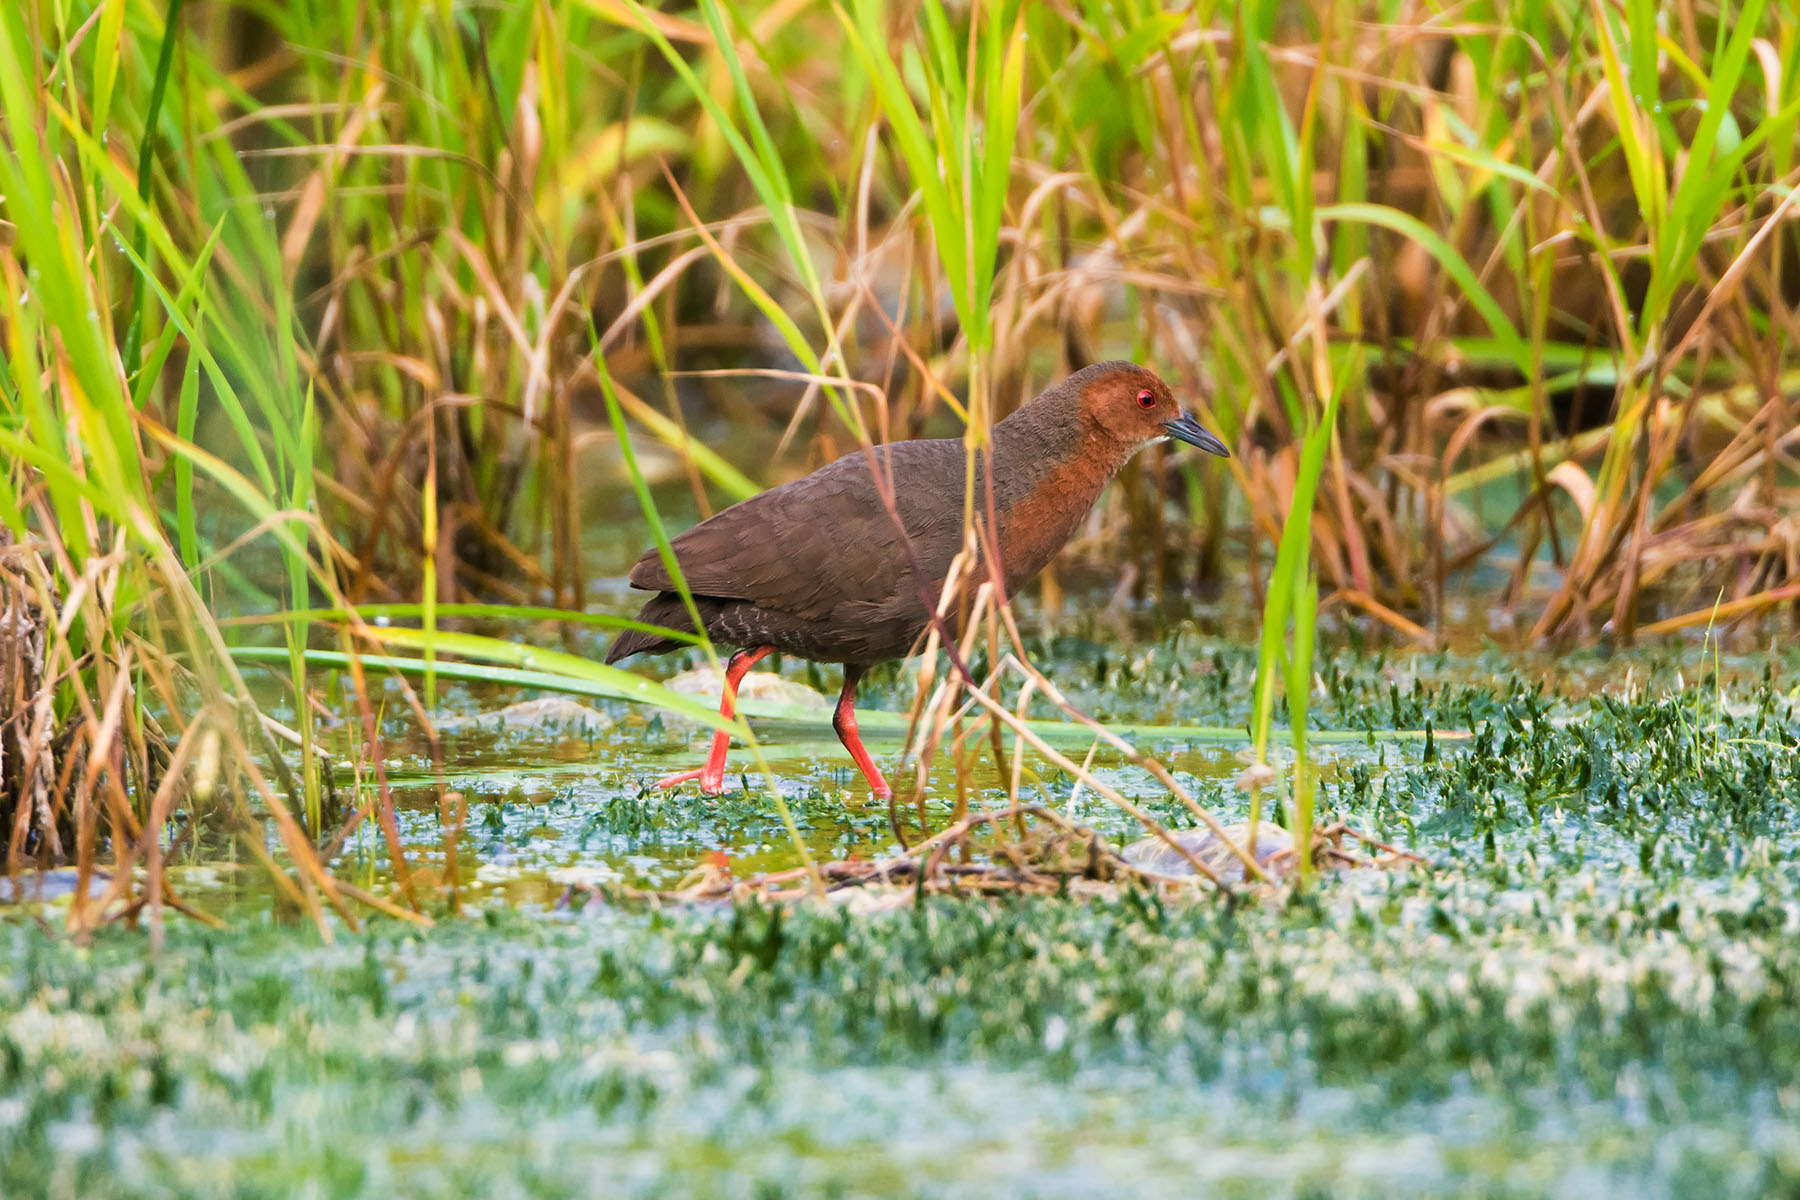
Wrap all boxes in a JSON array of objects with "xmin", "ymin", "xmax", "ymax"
[
  {"xmin": 8, "ymin": 604, "xmax": 1800, "ymax": 1198},
  {"xmin": 5, "ymin": 461, "xmax": 1798, "ymax": 1198}
]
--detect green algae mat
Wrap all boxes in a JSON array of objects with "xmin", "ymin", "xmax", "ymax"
[{"xmin": 5, "ymin": 643, "xmax": 1800, "ymax": 1198}]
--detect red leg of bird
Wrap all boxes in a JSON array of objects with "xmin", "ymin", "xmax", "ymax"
[
  {"xmin": 832, "ymin": 666, "xmax": 892, "ymax": 800},
  {"xmin": 656, "ymin": 645, "xmax": 774, "ymax": 794}
]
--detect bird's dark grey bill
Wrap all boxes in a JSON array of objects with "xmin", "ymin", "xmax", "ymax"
[{"xmin": 1163, "ymin": 413, "xmax": 1231, "ymax": 457}]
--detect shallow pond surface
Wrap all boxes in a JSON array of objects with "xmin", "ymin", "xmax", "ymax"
[{"xmin": 6, "ymin": 637, "xmax": 1800, "ymax": 1196}]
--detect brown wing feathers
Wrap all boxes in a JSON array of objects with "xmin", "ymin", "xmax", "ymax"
[{"xmin": 606, "ymin": 444, "xmax": 960, "ymax": 664}]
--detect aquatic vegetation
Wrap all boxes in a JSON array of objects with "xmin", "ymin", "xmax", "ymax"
[
  {"xmin": 1, "ymin": 641, "xmax": 1797, "ymax": 1194},
  {"xmin": 6, "ymin": 730, "xmax": 1800, "ymax": 1196}
]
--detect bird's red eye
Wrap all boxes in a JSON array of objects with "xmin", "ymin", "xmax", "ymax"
[{"xmin": 1136, "ymin": 389, "xmax": 1157, "ymax": 409}]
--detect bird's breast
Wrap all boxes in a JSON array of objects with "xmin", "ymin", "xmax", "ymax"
[{"xmin": 993, "ymin": 453, "xmax": 1113, "ymax": 592}]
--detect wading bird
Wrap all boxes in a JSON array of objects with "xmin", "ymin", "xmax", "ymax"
[{"xmin": 607, "ymin": 361, "xmax": 1230, "ymax": 799}]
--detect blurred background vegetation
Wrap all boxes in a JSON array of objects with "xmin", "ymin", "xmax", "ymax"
[{"xmin": 2, "ymin": 0, "xmax": 1797, "ymax": 917}]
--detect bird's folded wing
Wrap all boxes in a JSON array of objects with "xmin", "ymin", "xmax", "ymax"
[{"xmin": 627, "ymin": 444, "xmax": 956, "ymax": 620}]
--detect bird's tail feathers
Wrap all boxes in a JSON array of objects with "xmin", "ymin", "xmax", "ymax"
[{"xmin": 605, "ymin": 592, "xmax": 699, "ymax": 664}]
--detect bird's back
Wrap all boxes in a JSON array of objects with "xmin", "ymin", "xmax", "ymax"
[{"xmin": 609, "ymin": 438, "xmax": 969, "ymax": 665}]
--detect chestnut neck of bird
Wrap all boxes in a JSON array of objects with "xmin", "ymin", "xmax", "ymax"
[
  {"xmin": 954, "ymin": 402, "xmax": 1137, "ymax": 593},
  {"xmin": 985, "ymin": 398, "xmax": 1139, "ymax": 516}
]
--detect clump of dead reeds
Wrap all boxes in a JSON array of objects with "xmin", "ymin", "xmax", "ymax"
[{"xmin": 577, "ymin": 806, "xmax": 1421, "ymax": 910}]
